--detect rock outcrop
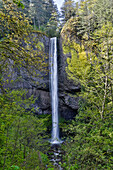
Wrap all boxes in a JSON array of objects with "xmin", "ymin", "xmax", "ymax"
[
  {"xmin": 58, "ymin": 38, "xmax": 81, "ymax": 119},
  {"xmin": 4, "ymin": 35, "xmax": 80, "ymax": 120}
]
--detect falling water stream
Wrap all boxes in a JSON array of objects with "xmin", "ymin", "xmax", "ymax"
[
  {"xmin": 49, "ymin": 37, "xmax": 62, "ymax": 144},
  {"xmin": 49, "ymin": 37, "xmax": 63, "ymax": 169}
]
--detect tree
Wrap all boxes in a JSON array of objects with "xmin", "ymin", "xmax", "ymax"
[
  {"xmin": 61, "ymin": 0, "xmax": 76, "ymax": 24},
  {"xmin": 21, "ymin": 0, "xmax": 59, "ymax": 30},
  {"xmin": 0, "ymin": 0, "xmax": 48, "ymax": 93},
  {"xmin": 46, "ymin": 11, "xmax": 60, "ymax": 37},
  {"xmin": 0, "ymin": 1, "xmax": 52, "ymax": 169},
  {"xmin": 61, "ymin": 0, "xmax": 113, "ymax": 118},
  {"xmin": 60, "ymin": 0, "xmax": 113, "ymax": 168},
  {"xmin": 0, "ymin": 89, "xmax": 52, "ymax": 169}
]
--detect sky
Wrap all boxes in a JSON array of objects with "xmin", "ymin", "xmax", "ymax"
[
  {"xmin": 54, "ymin": 0, "xmax": 79, "ymax": 11},
  {"xmin": 54, "ymin": 0, "xmax": 63, "ymax": 11}
]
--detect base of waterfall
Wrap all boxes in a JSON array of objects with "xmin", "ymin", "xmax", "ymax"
[{"xmin": 50, "ymin": 138, "xmax": 63, "ymax": 145}]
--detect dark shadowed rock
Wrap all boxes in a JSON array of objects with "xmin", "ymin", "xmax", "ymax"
[{"xmin": 58, "ymin": 38, "xmax": 81, "ymax": 120}]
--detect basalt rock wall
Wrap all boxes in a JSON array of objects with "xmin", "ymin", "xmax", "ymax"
[
  {"xmin": 4, "ymin": 35, "xmax": 80, "ymax": 120},
  {"xmin": 58, "ymin": 38, "xmax": 81, "ymax": 119}
]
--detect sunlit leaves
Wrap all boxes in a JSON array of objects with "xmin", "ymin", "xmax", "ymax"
[
  {"xmin": 0, "ymin": 1, "xmax": 50, "ymax": 169},
  {"xmin": 62, "ymin": 0, "xmax": 113, "ymax": 119},
  {"xmin": 0, "ymin": 0, "xmax": 48, "ymax": 94},
  {"xmin": 61, "ymin": 1, "xmax": 113, "ymax": 168}
]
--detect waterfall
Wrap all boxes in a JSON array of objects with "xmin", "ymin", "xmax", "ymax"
[{"xmin": 49, "ymin": 37, "xmax": 62, "ymax": 144}]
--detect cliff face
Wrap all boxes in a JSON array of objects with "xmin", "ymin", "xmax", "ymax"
[
  {"xmin": 4, "ymin": 36, "xmax": 80, "ymax": 120},
  {"xmin": 58, "ymin": 38, "xmax": 81, "ymax": 119}
]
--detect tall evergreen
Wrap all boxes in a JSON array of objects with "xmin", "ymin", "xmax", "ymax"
[
  {"xmin": 60, "ymin": 0, "xmax": 113, "ymax": 169},
  {"xmin": 61, "ymin": 0, "xmax": 76, "ymax": 24},
  {"xmin": 0, "ymin": 1, "xmax": 52, "ymax": 169},
  {"xmin": 22, "ymin": 0, "xmax": 59, "ymax": 30}
]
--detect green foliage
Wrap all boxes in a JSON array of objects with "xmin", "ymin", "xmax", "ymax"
[
  {"xmin": 0, "ymin": 90, "xmax": 51, "ymax": 169},
  {"xmin": 13, "ymin": 0, "xmax": 24, "ymax": 9},
  {"xmin": 61, "ymin": 0, "xmax": 76, "ymax": 24},
  {"xmin": 61, "ymin": 0, "xmax": 113, "ymax": 169},
  {"xmin": 22, "ymin": 0, "xmax": 59, "ymax": 31},
  {"xmin": 0, "ymin": 1, "xmax": 53, "ymax": 169},
  {"xmin": 47, "ymin": 168, "xmax": 54, "ymax": 170},
  {"xmin": 0, "ymin": 0, "xmax": 48, "ymax": 93},
  {"xmin": 63, "ymin": 24, "xmax": 113, "ymax": 119},
  {"xmin": 46, "ymin": 11, "xmax": 60, "ymax": 37},
  {"xmin": 62, "ymin": 0, "xmax": 113, "ymax": 119},
  {"xmin": 61, "ymin": 109, "xmax": 113, "ymax": 169},
  {"xmin": 10, "ymin": 165, "xmax": 20, "ymax": 169}
]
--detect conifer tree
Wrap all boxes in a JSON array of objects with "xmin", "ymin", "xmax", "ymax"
[
  {"xmin": 61, "ymin": 0, "xmax": 76, "ymax": 24},
  {"xmin": 0, "ymin": 1, "xmax": 52, "ymax": 169},
  {"xmin": 60, "ymin": 0, "xmax": 113, "ymax": 168}
]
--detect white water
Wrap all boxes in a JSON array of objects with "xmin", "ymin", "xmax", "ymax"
[{"xmin": 49, "ymin": 37, "xmax": 62, "ymax": 144}]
